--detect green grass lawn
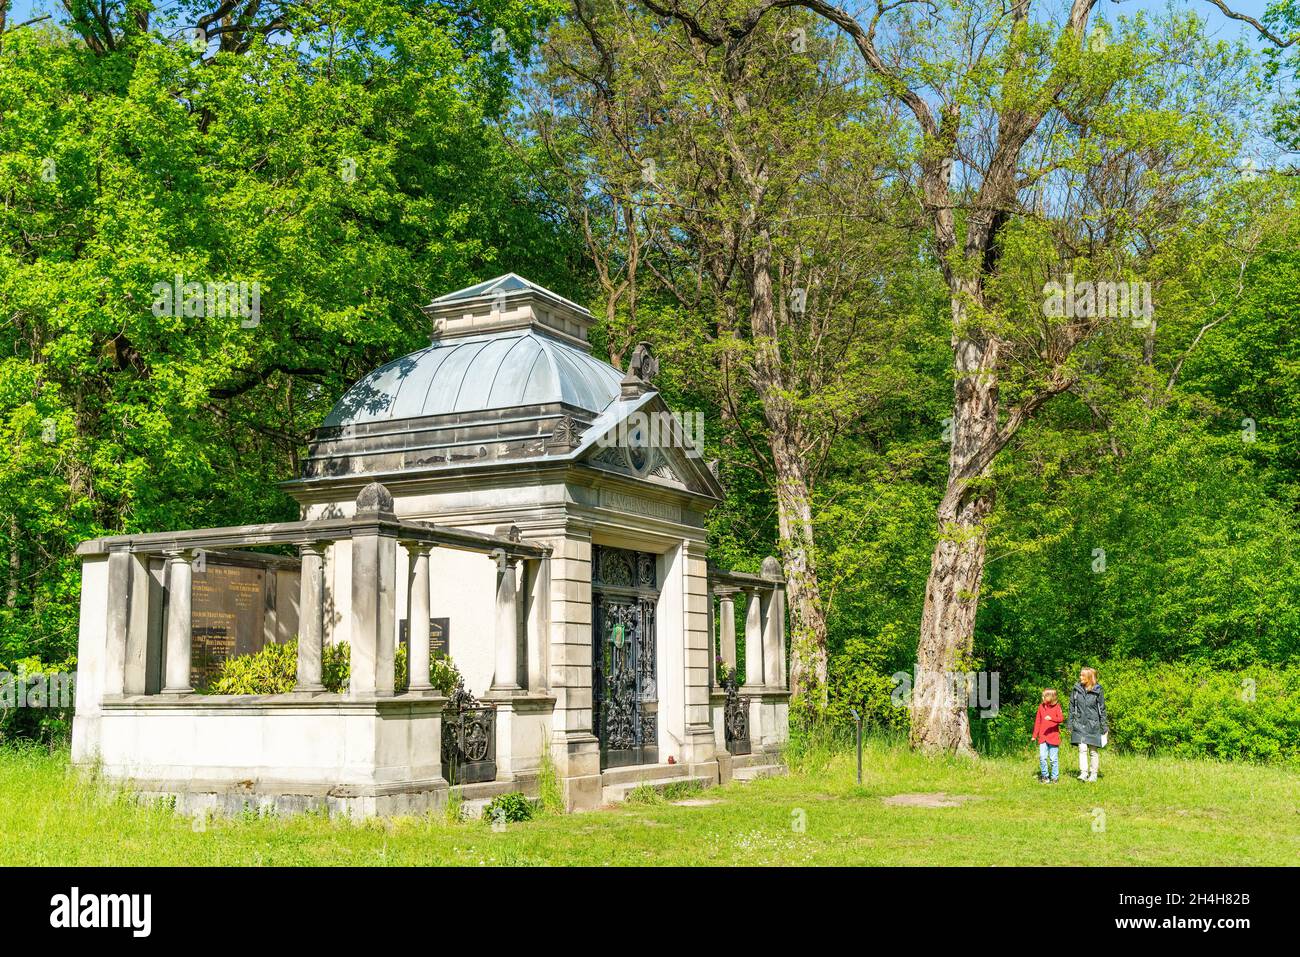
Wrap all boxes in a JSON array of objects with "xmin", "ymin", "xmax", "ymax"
[{"xmin": 2, "ymin": 740, "xmax": 1297, "ymax": 865}]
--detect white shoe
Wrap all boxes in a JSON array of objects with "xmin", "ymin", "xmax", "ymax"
[
  {"xmin": 1077, "ymin": 772, "xmax": 1088, "ymax": 781},
  {"xmin": 1087, "ymin": 773, "xmax": 1097, "ymax": 782}
]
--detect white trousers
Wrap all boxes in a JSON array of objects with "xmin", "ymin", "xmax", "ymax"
[{"xmin": 1078, "ymin": 743, "xmax": 1100, "ymax": 778}]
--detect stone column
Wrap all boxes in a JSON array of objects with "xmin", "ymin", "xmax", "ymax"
[
  {"xmin": 349, "ymin": 483, "xmax": 398, "ymax": 697},
  {"xmin": 716, "ymin": 587, "xmax": 738, "ymax": 671},
  {"xmin": 162, "ymin": 549, "xmax": 195, "ymax": 694},
  {"xmin": 706, "ymin": 583, "xmax": 716, "ymax": 690},
  {"xmin": 524, "ymin": 556, "xmax": 550, "ymax": 692},
  {"xmin": 102, "ymin": 547, "xmax": 132, "ymax": 698},
  {"xmin": 296, "ymin": 541, "xmax": 328, "ymax": 691},
  {"xmin": 406, "ymin": 543, "xmax": 433, "ymax": 692},
  {"xmin": 491, "ymin": 549, "xmax": 522, "ymax": 692},
  {"xmin": 761, "ymin": 556, "xmax": 786, "ymax": 689},
  {"xmin": 743, "ymin": 587, "xmax": 763, "ymax": 689}
]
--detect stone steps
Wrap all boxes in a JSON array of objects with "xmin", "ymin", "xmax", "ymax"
[
  {"xmin": 451, "ymin": 778, "xmax": 529, "ymax": 820},
  {"xmin": 601, "ymin": 775, "xmax": 711, "ymax": 805},
  {"xmin": 732, "ymin": 764, "xmax": 787, "ymax": 783},
  {"xmin": 729, "ymin": 751, "xmax": 780, "ymax": 770},
  {"xmin": 599, "ymin": 762, "xmax": 691, "ymax": 787}
]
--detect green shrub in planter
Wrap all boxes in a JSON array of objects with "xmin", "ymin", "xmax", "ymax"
[
  {"xmin": 322, "ymin": 641, "xmax": 351, "ymax": 693},
  {"xmin": 209, "ymin": 639, "xmax": 461, "ymax": 695},
  {"xmin": 207, "ymin": 641, "xmax": 299, "ymax": 694}
]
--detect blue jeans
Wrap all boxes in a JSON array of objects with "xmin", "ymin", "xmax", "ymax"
[{"xmin": 1038, "ymin": 742, "xmax": 1059, "ymax": 780}]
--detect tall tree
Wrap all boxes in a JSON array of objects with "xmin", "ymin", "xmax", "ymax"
[
  {"xmin": 643, "ymin": 0, "xmax": 1280, "ymax": 750},
  {"xmin": 533, "ymin": 2, "xmax": 920, "ymax": 711},
  {"xmin": 0, "ymin": 0, "xmax": 571, "ymax": 661}
]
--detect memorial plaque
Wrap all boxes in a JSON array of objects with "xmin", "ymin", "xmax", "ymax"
[
  {"xmin": 190, "ymin": 563, "xmax": 267, "ymax": 689},
  {"xmin": 399, "ymin": 617, "xmax": 450, "ymax": 660}
]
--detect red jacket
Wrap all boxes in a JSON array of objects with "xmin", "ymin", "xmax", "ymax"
[{"xmin": 1032, "ymin": 702, "xmax": 1064, "ymax": 746}]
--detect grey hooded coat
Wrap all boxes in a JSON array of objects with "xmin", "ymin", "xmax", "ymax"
[{"xmin": 1069, "ymin": 682, "xmax": 1109, "ymax": 747}]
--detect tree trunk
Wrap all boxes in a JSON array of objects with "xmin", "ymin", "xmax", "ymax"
[
  {"xmin": 910, "ymin": 300, "xmax": 1000, "ymax": 755},
  {"xmin": 747, "ymin": 228, "xmax": 830, "ymax": 712},
  {"xmin": 773, "ymin": 439, "xmax": 829, "ymax": 710}
]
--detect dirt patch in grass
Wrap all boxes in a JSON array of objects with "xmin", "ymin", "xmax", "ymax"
[
  {"xmin": 883, "ymin": 792, "xmax": 984, "ymax": 808},
  {"xmin": 672, "ymin": 798, "xmax": 722, "ymax": 807}
]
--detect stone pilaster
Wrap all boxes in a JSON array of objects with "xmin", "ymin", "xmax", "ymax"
[
  {"xmin": 716, "ymin": 587, "xmax": 738, "ymax": 670},
  {"xmin": 541, "ymin": 526, "xmax": 601, "ymax": 810},
  {"xmin": 296, "ymin": 542, "xmax": 328, "ymax": 692},
  {"xmin": 162, "ymin": 549, "xmax": 196, "ymax": 694},
  {"xmin": 743, "ymin": 587, "xmax": 764, "ymax": 690},
  {"xmin": 682, "ymin": 538, "xmax": 717, "ymax": 772},
  {"xmin": 349, "ymin": 483, "xmax": 398, "ymax": 697},
  {"xmin": 761, "ymin": 556, "xmax": 786, "ymax": 690},
  {"xmin": 405, "ymin": 543, "xmax": 434, "ymax": 691},
  {"xmin": 491, "ymin": 550, "xmax": 522, "ymax": 692}
]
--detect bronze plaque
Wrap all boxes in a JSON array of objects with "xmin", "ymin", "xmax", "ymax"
[
  {"xmin": 399, "ymin": 617, "xmax": 450, "ymax": 660},
  {"xmin": 191, "ymin": 563, "xmax": 267, "ymax": 689}
]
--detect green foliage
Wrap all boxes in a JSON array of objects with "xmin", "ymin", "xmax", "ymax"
[
  {"xmin": 825, "ymin": 632, "xmax": 911, "ymax": 733},
  {"xmin": 622, "ymin": 779, "xmax": 703, "ymax": 805},
  {"xmin": 208, "ymin": 639, "xmax": 459, "ymax": 696},
  {"xmin": 622, "ymin": 783, "xmax": 663, "ymax": 806},
  {"xmin": 4, "ymin": 741, "xmax": 1299, "ymax": 865},
  {"xmin": 535, "ymin": 738, "xmax": 565, "ymax": 816},
  {"xmin": 982, "ymin": 407, "xmax": 1300, "ymax": 674},
  {"xmin": 1264, "ymin": 0, "xmax": 1300, "ymax": 148},
  {"xmin": 974, "ymin": 659, "xmax": 1300, "ymax": 766},
  {"xmin": 0, "ymin": 1, "xmax": 579, "ymax": 665},
  {"xmin": 2, "ymin": 3, "xmax": 1298, "ymax": 770},
  {"xmin": 322, "ymin": 643, "xmax": 352, "ymax": 695},
  {"xmin": 481, "ymin": 791, "xmax": 534, "ymax": 824},
  {"xmin": 784, "ymin": 719, "xmax": 858, "ymax": 776},
  {"xmin": 0, "ymin": 655, "xmax": 76, "ymax": 744},
  {"xmin": 658, "ymin": 779, "xmax": 704, "ymax": 802},
  {"xmin": 428, "ymin": 654, "xmax": 461, "ymax": 697},
  {"xmin": 207, "ymin": 641, "xmax": 299, "ymax": 695}
]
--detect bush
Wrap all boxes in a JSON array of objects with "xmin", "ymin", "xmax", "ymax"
[
  {"xmin": 207, "ymin": 641, "xmax": 299, "ymax": 694},
  {"xmin": 973, "ymin": 658, "xmax": 1300, "ymax": 765},
  {"xmin": 825, "ymin": 632, "xmax": 911, "ymax": 733},
  {"xmin": 321, "ymin": 642, "xmax": 351, "ymax": 694},
  {"xmin": 0, "ymin": 655, "xmax": 75, "ymax": 744},
  {"xmin": 482, "ymin": 792, "xmax": 534, "ymax": 824},
  {"xmin": 208, "ymin": 639, "xmax": 461, "ymax": 696}
]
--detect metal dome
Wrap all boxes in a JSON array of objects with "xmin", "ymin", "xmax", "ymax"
[{"xmin": 322, "ymin": 329, "xmax": 624, "ymax": 427}]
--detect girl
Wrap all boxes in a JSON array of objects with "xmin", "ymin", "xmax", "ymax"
[
  {"xmin": 1070, "ymin": 667, "xmax": 1109, "ymax": 782},
  {"xmin": 1030, "ymin": 688, "xmax": 1063, "ymax": 783}
]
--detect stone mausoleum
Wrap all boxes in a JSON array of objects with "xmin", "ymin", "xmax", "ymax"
[{"xmin": 71, "ymin": 274, "xmax": 789, "ymax": 816}]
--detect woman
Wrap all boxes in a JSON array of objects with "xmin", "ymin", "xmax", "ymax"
[{"xmin": 1069, "ymin": 667, "xmax": 1109, "ymax": 782}]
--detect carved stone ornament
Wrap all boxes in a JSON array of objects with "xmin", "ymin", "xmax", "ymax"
[
  {"xmin": 355, "ymin": 481, "xmax": 395, "ymax": 515},
  {"xmin": 547, "ymin": 414, "xmax": 582, "ymax": 451}
]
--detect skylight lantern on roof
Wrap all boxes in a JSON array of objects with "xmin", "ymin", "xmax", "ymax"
[{"xmin": 422, "ymin": 273, "xmax": 595, "ymax": 349}]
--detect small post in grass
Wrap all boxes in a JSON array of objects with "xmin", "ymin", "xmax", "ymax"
[{"xmin": 849, "ymin": 706, "xmax": 863, "ymax": 785}]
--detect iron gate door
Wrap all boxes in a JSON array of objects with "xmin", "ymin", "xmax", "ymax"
[{"xmin": 591, "ymin": 546, "xmax": 659, "ymax": 769}]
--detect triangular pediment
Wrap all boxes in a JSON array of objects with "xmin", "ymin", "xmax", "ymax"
[{"xmin": 578, "ymin": 394, "xmax": 722, "ymax": 500}]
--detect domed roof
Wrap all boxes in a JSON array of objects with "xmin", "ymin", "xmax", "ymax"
[{"xmin": 323, "ymin": 329, "xmax": 623, "ymax": 427}]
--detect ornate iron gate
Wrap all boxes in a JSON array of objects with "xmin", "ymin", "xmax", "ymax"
[{"xmin": 592, "ymin": 546, "xmax": 659, "ymax": 769}]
